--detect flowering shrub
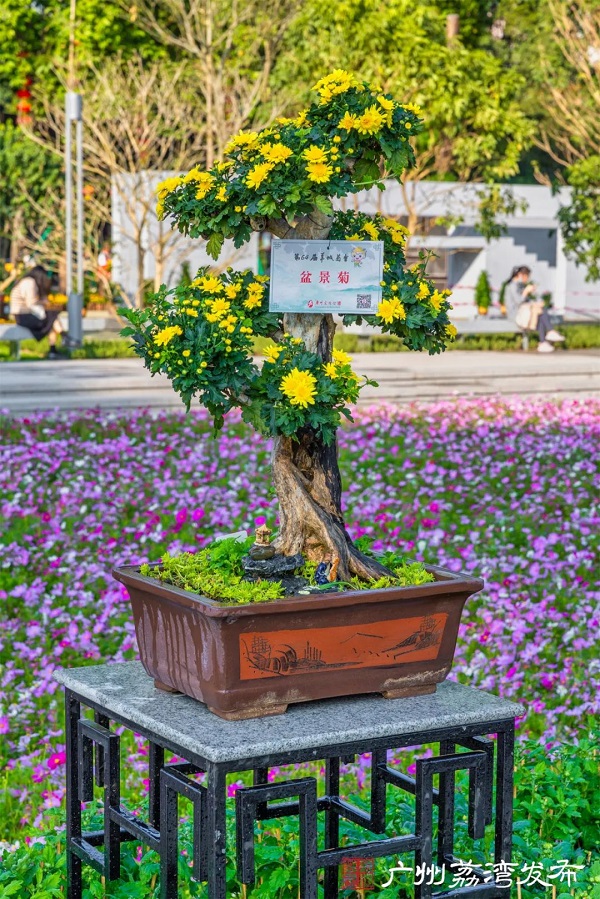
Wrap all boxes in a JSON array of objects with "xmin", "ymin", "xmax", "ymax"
[
  {"xmin": 122, "ymin": 272, "xmax": 373, "ymax": 441},
  {"xmin": 124, "ymin": 72, "xmax": 455, "ymax": 444},
  {"xmin": 155, "ymin": 70, "xmax": 424, "ymax": 256}
]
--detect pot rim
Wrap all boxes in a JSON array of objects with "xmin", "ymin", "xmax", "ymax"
[{"xmin": 112, "ymin": 561, "xmax": 484, "ymax": 618}]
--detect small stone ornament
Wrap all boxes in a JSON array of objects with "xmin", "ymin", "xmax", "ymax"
[
  {"xmin": 248, "ymin": 523, "xmax": 275, "ymax": 561},
  {"xmin": 315, "ymin": 555, "xmax": 332, "ymax": 585}
]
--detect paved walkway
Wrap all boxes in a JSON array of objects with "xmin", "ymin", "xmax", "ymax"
[{"xmin": 0, "ymin": 351, "xmax": 598, "ymax": 414}]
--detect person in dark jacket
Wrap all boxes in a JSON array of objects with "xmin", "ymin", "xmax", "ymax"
[{"xmin": 10, "ymin": 266, "xmax": 73, "ymax": 358}]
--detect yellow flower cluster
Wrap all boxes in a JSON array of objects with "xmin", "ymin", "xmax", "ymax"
[
  {"xmin": 243, "ymin": 282, "xmax": 265, "ymax": 310},
  {"xmin": 205, "ymin": 297, "xmax": 231, "ymax": 323},
  {"xmin": 382, "ymin": 218, "xmax": 408, "ymax": 245},
  {"xmin": 261, "ymin": 143, "xmax": 293, "ymax": 164},
  {"xmin": 430, "ymin": 289, "xmax": 451, "ymax": 316},
  {"xmin": 323, "ymin": 348, "xmax": 354, "ymax": 380},
  {"xmin": 355, "ymin": 104, "xmax": 387, "ymax": 135},
  {"xmin": 264, "ymin": 343, "xmax": 284, "ymax": 363},
  {"xmin": 193, "ymin": 275, "xmax": 222, "ymax": 293},
  {"xmin": 245, "ymin": 162, "xmax": 273, "ymax": 190},
  {"xmin": 224, "ymin": 131, "xmax": 260, "ymax": 154},
  {"xmin": 377, "ymin": 296, "xmax": 407, "ymax": 324},
  {"xmin": 154, "ymin": 325, "xmax": 182, "ymax": 347},
  {"xmin": 313, "ymin": 69, "xmax": 357, "ymax": 104},
  {"xmin": 280, "ymin": 368, "xmax": 317, "ymax": 408},
  {"xmin": 302, "ymin": 144, "xmax": 340, "ymax": 183},
  {"xmin": 401, "ymin": 102, "xmax": 423, "ymax": 116}
]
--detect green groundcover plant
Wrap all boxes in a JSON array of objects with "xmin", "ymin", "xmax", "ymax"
[
  {"xmin": 140, "ymin": 536, "xmax": 435, "ymax": 604},
  {"xmin": 0, "ymin": 739, "xmax": 597, "ymax": 898}
]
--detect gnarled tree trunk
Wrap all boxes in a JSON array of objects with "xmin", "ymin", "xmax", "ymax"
[{"xmin": 255, "ymin": 209, "xmax": 391, "ymax": 582}]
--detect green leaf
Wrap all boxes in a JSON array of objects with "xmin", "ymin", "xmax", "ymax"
[
  {"xmin": 206, "ymin": 231, "xmax": 224, "ymax": 259},
  {"xmin": 314, "ymin": 195, "xmax": 333, "ymax": 215},
  {"xmin": 352, "ymin": 158, "xmax": 381, "ymax": 187}
]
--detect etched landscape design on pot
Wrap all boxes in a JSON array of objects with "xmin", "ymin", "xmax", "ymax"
[{"xmin": 239, "ymin": 613, "xmax": 446, "ymax": 680}]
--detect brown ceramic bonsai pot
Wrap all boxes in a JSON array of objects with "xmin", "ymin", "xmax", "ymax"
[{"xmin": 113, "ymin": 563, "xmax": 483, "ymax": 720}]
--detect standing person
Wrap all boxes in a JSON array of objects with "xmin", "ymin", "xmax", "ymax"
[
  {"xmin": 10, "ymin": 265, "xmax": 72, "ymax": 359},
  {"xmin": 500, "ymin": 266, "xmax": 565, "ymax": 353}
]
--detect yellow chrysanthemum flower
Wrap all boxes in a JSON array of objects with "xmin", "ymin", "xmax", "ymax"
[
  {"xmin": 345, "ymin": 233, "xmax": 362, "ymax": 241},
  {"xmin": 377, "ymin": 297, "xmax": 406, "ymax": 324},
  {"xmin": 183, "ymin": 169, "xmax": 213, "ymax": 185},
  {"xmin": 323, "ymin": 361, "xmax": 339, "ymax": 378},
  {"xmin": 306, "ymin": 161, "xmax": 334, "ymax": 183},
  {"xmin": 182, "ymin": 349, "xmax": 191, "ymax": 357},
  {"xmin": 195, "ymin": 275, "xmax": 223, "ymax": 294},
  {"xmin": 377, "ymin": 95, "xmax": 394, "ymax": 111},
  {"xmin": 207, "ymin": 297, "xmax": 231, "ymax": 318},
  {"xmin": 196, "ymin": 184, "xmax": 212, "ymax": 200},
  {"xmin": 355, "ymin": 105, "xmax": 386, "ymax": 135},
  {"xmin": 295, "ymin": 110, "xmax": 309, "ymax": 126},
  {"xmin": 264, "ymin": 344, "xmax": 284, "ymax": 362},
  {"xmin": 362, "ymin": 222, "xmax": 379, "ymax": 240},
  {"xmin": 154, "ymin": 325, "xmax": 182, "ymax": 347},
  {"xmin": 401, "ymin": 102, "xmax": 422, "ymax": 116},
  {"xmin": 446, "ymin": 323, "xmax": 458, "ymax": 339},
  {"xmin": 225, "ymin": 284, "xmax": 241, "ymax": 299},
  {"xmin": 430, "ymin": 290, "xmax": 445, "ymax": 314},
  {"xmin": 303, "ymin": 145, "xmax": 328, "ymax": 164},
  {"xmin": 417, "ymin": 282, "xmax": 430, "ymax": 300},
  {"xmin": 155, "ymin": 176, "xmax": 183, "ymax": 200},
  {"xmin": 377, "ymin": 94, "xmax": 395, "ymax": 125},
  {"xmin": 280, "ymin": 368, "xmax": 317, "ymax": 409},
  {"xmin": 261, "ymin": 143, "xmax": 293, "ymax": 164},
  {"xmin": 244, "ymin": 294, "xmax": 262, "ymax": 310},
  {"xmin": 216, "ymin": 186, "xmax": 227, "ymax": 201},
  {"xmin": 333, "ymin": 348, "xmax": 352, "ymax": 365},
  {"xmin": 224, "ymin": 131, "xmax": 260, "ymax": 154},
  {"xmin": 245, "ymin": 162, "xmax": 273, "ymax": 190},
  {"xmin": 338, "ymin": 112, "xmax": 358, "ymax": 131}
]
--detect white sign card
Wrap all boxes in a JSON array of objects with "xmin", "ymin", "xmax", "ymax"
[{"xmin": 269, "ymin": 239, "xmax": 384, "ymax": 315}]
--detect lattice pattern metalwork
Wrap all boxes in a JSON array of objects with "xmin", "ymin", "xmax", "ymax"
[{"xmin": 63, "ymin": 688, "xmax": 516, "ymax": 899}]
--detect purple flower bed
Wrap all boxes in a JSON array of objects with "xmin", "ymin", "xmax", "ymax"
[{"xmin": 0, "ymin": 396, "xmax": 598, "ymax": 836}]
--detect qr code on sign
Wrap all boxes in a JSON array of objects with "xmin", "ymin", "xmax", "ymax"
[{"xmin": 356, "ymin": 294, "xmax": 372, "ymax": 309}]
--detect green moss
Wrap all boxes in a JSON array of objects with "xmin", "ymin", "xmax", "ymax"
[
  {"xmin": 139, "ymin": 537, "xmax": 434, "ymax": 605},
  {"xmin": 140, "ymin": 539, "xmax": 284, "ymax": 605}
]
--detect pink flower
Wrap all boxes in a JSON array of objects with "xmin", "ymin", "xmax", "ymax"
[
  {"xmin": 47, "ymin": 751, "xmax": 67, "ymax": 770},
  {"xmin": 0, "ymin": 717, "xmax": 9, "ymax": 735}
]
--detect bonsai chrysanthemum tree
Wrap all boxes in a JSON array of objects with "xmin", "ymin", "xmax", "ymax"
[{"xmin": 123, "ymin": 70, "xmax": 456, "ymax": 583}]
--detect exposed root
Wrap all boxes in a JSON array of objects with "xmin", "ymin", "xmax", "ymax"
[{"xmin": 272, "ymin": 433, "xmax": 392, "ymax": 583}]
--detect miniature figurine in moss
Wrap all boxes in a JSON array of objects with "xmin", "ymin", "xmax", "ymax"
[
  {"xmin": 122, "ymin": 70, "xmax": 456, "ymax": 583},
  {"xmin": 248, "ymin": 523, "xmax": 275, "ymax": 561}
]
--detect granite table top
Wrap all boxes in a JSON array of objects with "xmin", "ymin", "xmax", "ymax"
[{"xmin": 54, "ymin": 661, "xmax": 524, "ymax": 765}]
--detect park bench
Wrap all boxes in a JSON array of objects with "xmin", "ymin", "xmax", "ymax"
[{"xmin": 0, "ymin": 322, "xmax": 35, "ymax": 360}]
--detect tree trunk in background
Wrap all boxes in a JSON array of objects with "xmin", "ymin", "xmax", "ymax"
[{"xmin": 262, "ymin": 210, "xmax": 391, "ymax": 581}]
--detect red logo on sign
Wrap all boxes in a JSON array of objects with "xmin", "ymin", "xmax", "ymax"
[{"xmin": 341, "ymin": 857, "xmax": 376, "ymax": 890}]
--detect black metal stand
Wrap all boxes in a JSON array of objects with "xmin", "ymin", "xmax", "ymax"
[{"xmin": 63, "ymin": 686, "xmax": 516, "ymax": 899}]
